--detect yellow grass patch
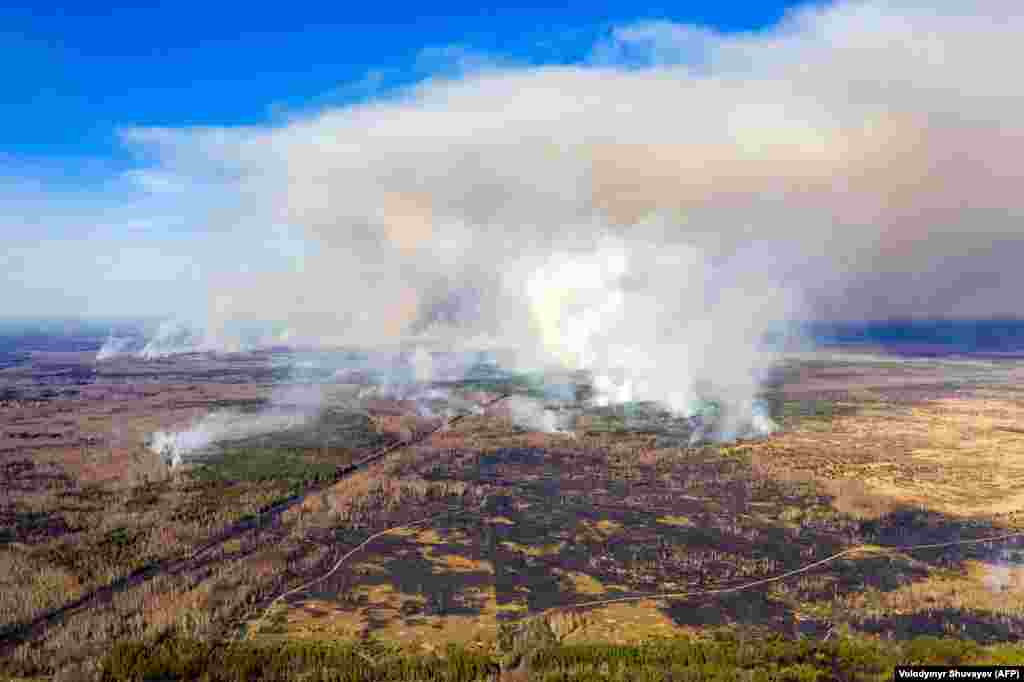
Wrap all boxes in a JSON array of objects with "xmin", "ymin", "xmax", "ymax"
[
  {"xmin": 277, "ymin": 598, "xmax": 368, "ymax": 641},
  {"xmin": 222, "ymin": 537, "xmax": 243, "ymax": 554},
  {"xmin": 561, "ymin": 601, "xmax": 692, "ymax": 644},
  {"xmin": 501, "ymin": 540, "xmax": 566, "ymax": 557},
  {"xmin": 495, "ymin": 601, "xmax": 528, "ymax": 614},
  {"xmin": 750, "ymin": 394, "xmax": 1024, "ymax": 519},
  {"xmin": 562, "ymin": 571, "xmax": 607, "ymax": 595},
  {"xmin": 415, "ymin": 529, "xmax": 445, "ymax": 545},
  {"xmin": 657, "ymin": 515, "xmax": 694, "ymax": 527},
  {"xmin": 388, "ymin": 527, "xmax": 464, "ymax": 546},
  {"xmin": 283, "ymin": 585, "xmax": 508, "ymax": 653},
  {"xmin": 432, "ymin": 554, "xmax": 494, "ymax": 574},
  {"xmin": 575, "ymin": 519, "xmax": 626, "ymax": 543}
]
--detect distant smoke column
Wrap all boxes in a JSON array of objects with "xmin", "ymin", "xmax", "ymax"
[
  {"xmin": 138, "ymin": 319, "xmax": 205, "ymax": 359},
  {"xmin": 411, "ymin": 346, "xmax": 434, "ymax": 383},
  {"xmin": 95, "ymin": 336, "xmax": 133, "ymax": 361}
]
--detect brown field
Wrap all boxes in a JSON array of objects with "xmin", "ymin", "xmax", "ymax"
[{"xmin": 3, "ymin": 347, "xmax": 1024, "ymax": 677}]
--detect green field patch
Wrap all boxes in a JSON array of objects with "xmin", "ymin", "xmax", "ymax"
[{"xmin": 190, "ymin": 446, "xmax": 339, "ymax": 484}]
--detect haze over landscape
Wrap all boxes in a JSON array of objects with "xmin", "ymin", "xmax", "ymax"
[{"xmin": 5, "ymin": 0, "xmax": 1023, "ymax": 324}]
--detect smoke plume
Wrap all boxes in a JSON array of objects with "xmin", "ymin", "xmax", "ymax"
[
  {"xmin": 118, "ymin": 0, "xmax": 1023, "ymax": 438},
  {"xmin": 149, "ymin": 409, "xmax": 313, "ymax": 467}
]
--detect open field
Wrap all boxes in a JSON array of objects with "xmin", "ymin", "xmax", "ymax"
[{"xmin": 3, "ymin": 347, "xmax": 1024, "ymax": 678}]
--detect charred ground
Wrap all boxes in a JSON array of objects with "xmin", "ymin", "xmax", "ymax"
[{"xmin": 3, "ymin": 346, "xmax": 1024, "ymax": 679}]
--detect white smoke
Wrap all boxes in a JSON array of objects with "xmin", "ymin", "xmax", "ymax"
[
  {"xmin": 691, "ymin": 398, "xmax": 779, "ymax": 444},
  {"xmin": 342, "ymin": 349, "xmax": 492, "ymax": 421},
  {"xmin": 92, "ymin": 319, "xmax": 209, "ymax": 360},
  {"xmin": 983, "ymin": 562, "xmax": 1012, "ymax": 594},
  {"xmin": 411, "ymin": 346, "xmax": 434, "ymax": 383},
  {"xmin": 137, "ymin": 319, "xmax": 207, "ymax": 359},
  {"xmin": 149, "ymin": 371, "xmax": 327, "ymax": 469},
  {"xmin": 981, "ymin": 548, "xmax": 1024, "ymax": 595},
  {"xmin": 149, "ymin": 409, "xmax": 312, "ymax": 467},
  {"xmin": 95, "ymin": 335, "xmax": 135, "ymax": 361},
  {"xmin": 523, "ymin": 236, "xmax": 788, "ymax": 437},
  {"xmin": 505, "ymin": 395, "xmax": 575, "ymax": 435},
  {"xmin": 145, "ymin": 349, "xmax": 501, "ymax": 466},
  {"xmin": 111, "ymin": 0, "xmax": 1024, "ymax": 441},
  {"xmin": 1, "ymin": 0, "xmax": 1021, "ymax": 451},
  {"xmin": 136, "ymin": 318, "xmax": 297, "ymax": 359},
  {"xmin": 592, "ymin": 374, "xmax": 634, "ymax": 408},
  {"xmin": 94, "ymin": 318, "xmax": 298, "ymax": 361},
  {"xmin": 113, "ymin": 49, "xmax": 810, "ymax": 441}
]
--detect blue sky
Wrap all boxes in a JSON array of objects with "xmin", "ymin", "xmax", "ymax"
[
  {"xmin": 1, "ymin": 0, "xmax": 804, "ymax": 319},
  {"xmin": 3, "ymin": 1, "xmax": 799, "ymax": 161},
  {"xmin": 2, "ymin": 0, "xmax": 1022, "ymax": 326}
]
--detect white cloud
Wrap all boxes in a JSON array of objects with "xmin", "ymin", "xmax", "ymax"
[
  {"xmin": 589, "ymin": 21, "xmax": 720, "ymax": 69},
  {"xmin": 4, "ymin": 0, "xmax": 1023, "ymax": 423}
]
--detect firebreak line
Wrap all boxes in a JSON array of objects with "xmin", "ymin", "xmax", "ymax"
[{"xmin": 552, "ymin": 530, "xmax": 1024, "ymax": 612}]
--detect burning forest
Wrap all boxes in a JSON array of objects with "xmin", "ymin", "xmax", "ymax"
[{"xmin": 4, "ymin": 0, "xmax": 1024, "ymax": 678}]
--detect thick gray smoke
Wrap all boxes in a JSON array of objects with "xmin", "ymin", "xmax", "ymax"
[{"xmin": 119, "ymin": 0, "xmax": 1024, "ymax": 440}]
